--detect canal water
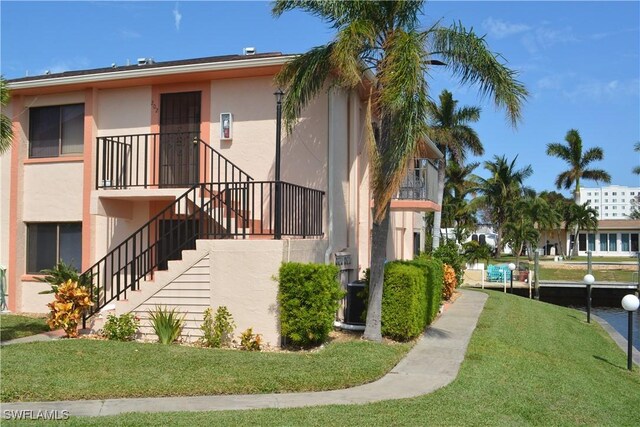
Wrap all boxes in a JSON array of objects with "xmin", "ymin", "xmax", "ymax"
[{"xmin": 570, "ymin": 306, "xmax": 639, "ymax": 351}]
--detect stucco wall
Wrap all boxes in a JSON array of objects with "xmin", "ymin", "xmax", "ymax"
[
  {"xmin": 22, "ymin": 162, "xmax": 84, "ymax": 222},
  {"xmin": 96, "ymin": 86, "xmax": 152, "ymax": 136},
  {"xmin": 18, "ymin": 281, "xmax": 51, "ymax": 314},
  {"xmin": 0, "ymin": 137, "xmax": 10, "ymax": 271}
]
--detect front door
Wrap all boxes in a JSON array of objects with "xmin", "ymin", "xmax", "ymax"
[{"xmin": 159, "ymin": 91, "xmax": 201, "ymax": 187}]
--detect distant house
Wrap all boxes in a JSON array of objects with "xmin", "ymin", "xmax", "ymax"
[
  {"xmin": 0, "ymin": 52, "xmax": 442, "ymax": 345},
  {"xmin": 539, "ymin": 220, "xmax": 640, "ymax": 257}
]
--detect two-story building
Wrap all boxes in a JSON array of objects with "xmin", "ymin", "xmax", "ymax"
[{"xmin": 1, "ymin": 52, "xmax": 442, "ymax": 345}]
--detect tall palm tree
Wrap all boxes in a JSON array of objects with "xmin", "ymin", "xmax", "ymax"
[
  {"xmin": 502, "ymin": 198, "xmax": 539, "ymax": 268},
  {"xmin": 0, "ymin": 76, "xmax": 13, "ymax": 155},
  {"xmin": 442, "ymin": 161, "xmax": 479, "ymax": 244},
  {"xmin": 423, "ymin": 90, "xmax": 482, "ymax": 249},
  {"xmin": 272, "ymin": 1, "xmax": 527, "ymax": 341},
  {"xmin": 474, "ymin": 155, "xmax": 533, "ymax": 255},
  {"xmin": 546, "ymin": 129, "xmax": 610, "ymax": 256},
  {"xmin": 546, "ymin": 129, "xmax": 611, "ymax": 204}
]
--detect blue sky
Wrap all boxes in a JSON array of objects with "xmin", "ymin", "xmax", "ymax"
[{"xmin": 2, "ymin": 1, "xmax": 639, "ymax": 195}]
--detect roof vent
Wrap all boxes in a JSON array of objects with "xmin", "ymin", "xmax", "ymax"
[
  {"xmin": 137, "ymin": 57, "xmax": 155, "ymax": 66},
  {"xmin": 243, "ymin": 47, "xmax": 256, "ymax": 56}
]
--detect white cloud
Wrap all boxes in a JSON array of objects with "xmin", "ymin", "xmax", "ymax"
[
  {"xmin": 119, "ymin": 29, "xmax": 141, "ymax": 39},
  {"xmin": 563, "ymin": 78, "xmax": 640, "ymax": 102},
  {"xmin": 521, "ymin": 25, "xmax": 578, "ymax": 54},
  {"xmin": 40, "ymin": 57, "xmax": 90, "ymax": 75},
  {"xmin": 482, "ymin": 17, "xmax": 530, "ymax": 39},
  {"xmin": 173, "ymin": 3, "xmax": 182, "ymax": 31}
]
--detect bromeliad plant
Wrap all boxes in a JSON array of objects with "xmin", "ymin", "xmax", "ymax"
[
  {"xmin": 46, "ymin": 279, "xmax": 94, "ymax": 338},
  {"xmin": 148, "ymin": 306, "xmax": 184, "ymax": 345}
]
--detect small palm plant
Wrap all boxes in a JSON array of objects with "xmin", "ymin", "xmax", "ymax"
[{"xmin": 148, "ymin": 306, "xmax": 184, "ymax": 344}]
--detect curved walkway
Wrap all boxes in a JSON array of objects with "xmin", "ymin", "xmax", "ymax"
[{"xmin": 0, "ymin": 290, "xmax": 488, "ymax": 417}]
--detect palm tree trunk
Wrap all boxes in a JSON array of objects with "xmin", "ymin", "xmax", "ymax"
[
  {"xmin": 571, "ymin": 184, "xmax": 580, "ymax": 258},
  {"xmin": 431, "ymin": 158, "xmax": 446, "ymax": 250},
  {"xmin": 364, "ymin": 203, "xmax": 391, "ymax": 342}
]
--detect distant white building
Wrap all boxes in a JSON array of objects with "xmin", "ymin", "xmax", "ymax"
[{"xmin": 580, "ymin": 185, "xmax": 640, "ymax": 219}]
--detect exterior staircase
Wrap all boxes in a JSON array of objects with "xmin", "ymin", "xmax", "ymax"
[{"xmin": 83, "ymin": 133, "xmax": 324, "ymax": 330}]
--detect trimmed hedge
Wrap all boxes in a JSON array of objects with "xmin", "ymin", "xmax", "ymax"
[
  {"xmin": 376, "ymin": 257, "xmax": 444, "ymax": 341},
  {"xmin": 381, "ymin": 263, "xmax": 427, "ymax": 341},
  {"xmin": 278, "ymin": 262, "xmax": 344, "ymax": 347}
]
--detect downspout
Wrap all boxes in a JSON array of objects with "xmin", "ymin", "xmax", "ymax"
[{"xmin": 324, "ymin": 88, "xmax": 336, "ymax": 264}]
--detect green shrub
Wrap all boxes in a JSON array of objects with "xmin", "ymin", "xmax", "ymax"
[
  {"xmin": 380, "ymin": 262, "xmax": 427, "ymax": 341},
  {"xmin": 102, "ymin": 313, "xmax": 139, "ymax": 341},
  {"xmin": 148, "ymin": 306, "xmax": 184, "ymax": 344},
  {"xmin": 278, "ymin": 262, "xmax": 344, "ymax": 347},
  {"xmin": 433, "ymin": 241, "xmax": 465, "ymax": 286},
  {"xmin": 200, "ymin": 306, "xmax": 235, "ymax": 348},
  {"xmin": 36, "ymin": 260, "xmax": 98, "ymax": 302},
  {"xmin": 422, "ymin": 257, "xmax": 444, "ymax": 324}
]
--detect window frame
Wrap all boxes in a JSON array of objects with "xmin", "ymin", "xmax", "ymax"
[
  {"xmin": 26, "ymin": 222, "xmax": 83, "ymax": 274},
  {"xmin": 28, "ymin": 103, "xmax": 85, "ymax": 158}
]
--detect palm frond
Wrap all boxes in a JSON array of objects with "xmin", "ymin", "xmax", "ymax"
[
  {"xmin": 430, "ymin": 23, "xmax": 528, "ymax": 126},
  {"xmin": 0, "ymin": 76, "xmax": 13, "ymax": 155},
  {"xmin": 581, "ymin": 169, "xmax": 611, "ymax": 184},
  {"xmin": 545, "ymin": 142, "xmax": 572, "ymax": 162},
  {"xmin": 275, "ymin": 45, "xmax": 336, "ymax": 132},
  {"xmin": 580, "ymin": 147, "xmax": 605, "ymax": 166}
]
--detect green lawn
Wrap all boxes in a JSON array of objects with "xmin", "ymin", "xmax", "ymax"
[
  {"xmin": 35, "ymin": 291, "xmax": 639, "ymax": 427},
  {"xmin": 0, "ymin": 314, "xmax": 49, "ymax": 342},
  {"xmin": 0, "ymin": 338, "xmax": 410, "ymax": 402},
  {"xmin": 539, "ymin": 267, "xmax": 636, "ymax": 282}
]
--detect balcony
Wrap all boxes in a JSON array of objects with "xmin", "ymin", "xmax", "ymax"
[{"xmin": 390, "ymin": 158, "xmax": 440, "ymax": 212}]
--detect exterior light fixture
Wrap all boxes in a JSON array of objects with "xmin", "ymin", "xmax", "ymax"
[
  {"xmin": 621, "ymin": 294, "xmax": 639, "ymax": 371},
  {"xmin": 508, "ymin": 263, "xmax": 516, "ymax": 294},
  {"xmin": 583, "ymin": 274, "xmax": 595, "ymax": 323}
]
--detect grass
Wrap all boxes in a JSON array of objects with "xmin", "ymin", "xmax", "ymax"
[
  {"xmin": 570, "ymin": 255, "xmax": 638, "ymax": 263},
  {"xmin": 539, "ymin": 267, "xmax": 636, "ymax": 282},
  {"xmin": 29, "ymin": 291, "xmax": 639, "ymax": 426},
  {"xmin": 0, "ymin": 339, "xmax": 410, "ymax": 402},
  {"xmin": 0, "ymin": 314, "xmax": 49, "ymax": 342}
]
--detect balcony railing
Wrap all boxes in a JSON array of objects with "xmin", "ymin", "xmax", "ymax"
[
  {"xmin": 95, "ymin": 132, "xmax": 252, "ymax": 189},
  {"xmin": 394, "ymin": 158, "xmax": 438, "ymax": 202}
]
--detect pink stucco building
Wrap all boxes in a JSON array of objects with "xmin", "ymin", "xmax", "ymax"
[{"xmin": 1, "ymin": 52, "xmax": 441, "ymax": 345}]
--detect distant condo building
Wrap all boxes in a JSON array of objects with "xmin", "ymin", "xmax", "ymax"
[{"xmin": 580, "ymin": 185, "xmax": 640, "ymax": 219}]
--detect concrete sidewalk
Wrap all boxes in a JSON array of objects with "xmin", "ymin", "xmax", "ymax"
[{"xmin": 0, "ymin": 290, "xmax": 488, "ymax": 417}]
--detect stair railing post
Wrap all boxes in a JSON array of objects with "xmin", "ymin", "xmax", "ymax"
[
  {"xmin": 132, "ymin": 234, "xmax": 137, "ymax": 291},
  {"xmin": 274, "ymin": 89, "xmax": 284, "ymax": 240},
  {"xmin": 199, "ymin": 185, "xmax": 205, "ymax": 239}
]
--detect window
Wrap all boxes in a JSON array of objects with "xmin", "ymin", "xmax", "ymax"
[
  {"xmin": 587, "ymin": 192, "xmax": 591, "ymax": 196},
  {"xmin": 27, "ymin": 223, "xmax": 82, "ymax": 273},
  {"xmin": 621, "ymin": 234, "xmax": 630, "ymax": 252},
  {"xmin": 631, "ymin": 234, "xmax": 639, "ymax": 252},
  {"xmin": 595, "ymin": 199, "xmax": 599, "ymax": 203},
  {"xmin": 604, "ymin": 192, "xmax": 608, "ymax": 195},
  {"xmin": 608, "ymin": 233, "xmax": 617, "ymax": 251},
  {"xmin": 588, "ymin": 234, "xmax": 595, "ymax": 251},
  {"xmin": 29, "ymin": 104, "xmax": 84, "ymax": 158},
  {"xmin": 612, "ymin": 200, "xmax": 617, "ymax": 203},
  {"xmin": 621, "ymin": 192, "xmax": 625, "ymax": 195},
  {"xmin": 600, "ymin": 233, "xmax": 608, "ymax": 251},
  {"xmin": 578, "ymin": 234, "xmax": 587, "ymax": 252},
  {"xmin": 612, "ymin": 206, "xmax": 617, "ymax": 210},
  {"xmin": 605, "ymin": 206, "xmax": 608, "ymax": 210},
  {"xmin": 604, "ymin": 199, "xmax": 608, "ymax": 203},
  {"xmin": 612, "ymin": 192, "xmax": 617, "ymax": 195},
  {"xmin": 613, "ymin": 213, "xmax": 617, "ymax": 217},
  {"xmin": 631, "ymin": 192, "xmax": 636, "ymax": 196}
]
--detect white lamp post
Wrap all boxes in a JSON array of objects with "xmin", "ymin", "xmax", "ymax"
[
  {"xmin": 583, "ymin": 274, "xmax": 595, "ymax": 323},
  {"xmin": 621, "ymin": 294, "xmax": 639, "ymax": 371},
  {"xmin": 508, "ymin": 263, "xmax": 516, "ymax": 294}
]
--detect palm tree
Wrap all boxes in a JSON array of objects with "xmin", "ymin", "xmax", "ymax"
[
  {"xmin": 423, "ymin": 90, "xmax": 482, "ymax": 249},
  {"xmin": 442, "ymin": 161, "xmax": 479, "ymax": 244},
  {"xmin": 272, "ymin": 1, "xmax": 527, "ymax": 342},
  {"xmin": 0, "ymin": 76, "xmax": 13, "ymax": 155},
  {"xmin": 474, "ymin": 155, "xmax": 533, "ymax": 256},
  {"xmin": 565, "ymin": 202, "xmax": 598, "ymax": 253},
  {"xmin": 546, "ymin": 129, "xmax": 611, "ymax": 204},
  {"xmin": 633, "ymin": 142, "xmax": 640, "ymax": 175},
  {"xmin": 502, "ymin": 198, "xmax": 539, "ymax": 268},
  {"xmin": 546, "ymin": 129, "xmax": 610, "ymax": 256}
]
